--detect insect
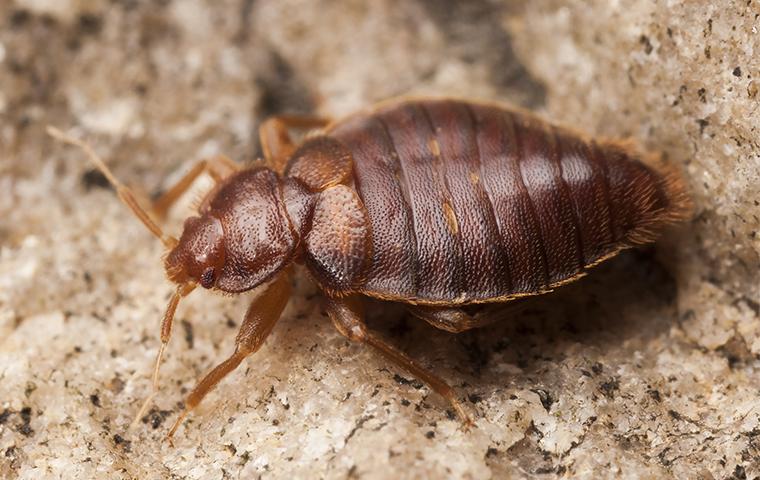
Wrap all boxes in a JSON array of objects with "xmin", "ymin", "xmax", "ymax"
[{"xmin": 48, "ymin": 97, "xmax": 690, "ymax": 441}]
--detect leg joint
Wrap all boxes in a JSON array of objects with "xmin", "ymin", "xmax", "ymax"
[
  {"xmin": 332, "ymin": 316, "xmax": 367, "ymax": 342},
  {"xmin": 326, "ymin": 296, "xmax": 367, "ymax": 342}
]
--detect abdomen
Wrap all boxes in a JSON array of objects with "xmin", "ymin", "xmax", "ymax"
[{"xmin": 327, "ymin": 98, "xmax": 688, "ymax": 305}]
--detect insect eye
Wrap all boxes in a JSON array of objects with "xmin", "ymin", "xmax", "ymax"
[{"xmin": 200, "ymin": 267, "xmax": 216, "ymax": 289}]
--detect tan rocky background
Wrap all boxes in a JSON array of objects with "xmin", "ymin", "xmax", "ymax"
[{"xmin": 1, "ymin": 1, "xmax": 759, "ymax": 478}]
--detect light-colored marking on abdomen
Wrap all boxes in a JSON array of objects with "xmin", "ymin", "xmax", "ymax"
[
  {"xmin": 428, "ymin": 138, "xmax": 441, "ymax": 157},
  {"xmin": 443, "ymin": 201, "xmax": 459, "ymax": 235}
]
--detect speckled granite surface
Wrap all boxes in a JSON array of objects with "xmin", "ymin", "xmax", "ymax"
[{"xmin": 1, "ymin": 1, "xmax": 758, "ymax": 479}]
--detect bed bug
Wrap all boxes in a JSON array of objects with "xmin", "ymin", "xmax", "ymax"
[{"xmin": 48, "ymin": 97, "xmax": 690, "ymax": 441}]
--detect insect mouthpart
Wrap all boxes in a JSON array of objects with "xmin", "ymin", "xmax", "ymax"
[{"xmin": 164, "ymin": 261, "xmax": 187, "ymax": 284}]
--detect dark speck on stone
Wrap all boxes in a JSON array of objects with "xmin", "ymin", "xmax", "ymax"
[
  {"xmin": 733, "ymin": 67, "xmax": 742, "ymax": 77},
  {"xmin": 639, "ymin": 35, "xmax": 653, "ymax": 54},
  {"xmin": 531, "ymin": 389, "xmax": 555, "ymax": 411},
  {"xmin": 647, "ymin": 389, "xmax": 662, "ymax": 402},
  {"xmin": 9, "ymin": 9, "xmax": 31, "ymax": 28},
  {"xmin": 81, "ymin": 169, "xmax": 111, "ymax": 191},
  {"xmin": 141, "ymin": 408, "xmax": 171, "ymax": 429},
  {"xmin": 181, "ymin": 319, "xmax": 194, "ymax": 349},
  {"xmin": 18, "ymin": 407, "xmax": 34, "ymax": 437},
  {"xmin": 77, "ymin": 14, "xmax": 103, "ymax": 35},
  {"xmin": 697, "ymin": 118, "xmax": 709, "ymax": 134},
  {"xmin": 732, "ymin": 465, "xmax": 747, "ymax": 479},
  {"xmin": 393, "ymin": 374, "xmax": 423, "ymax": 389},
  {"xmin": 600, "ymin": 378, "xmax": 620, "ymax": 398},
  {"xmin": 113, "ymin": 434, "xmax": 132, "ymax": 452}
]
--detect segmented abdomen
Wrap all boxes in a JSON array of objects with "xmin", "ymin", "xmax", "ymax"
[{"xmin": 328, "ymin": 98, "xmax": 682, "ymax": 304}]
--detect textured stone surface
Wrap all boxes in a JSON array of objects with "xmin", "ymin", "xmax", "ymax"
[{"xmin": 0, "ymin": 1, "xmax": 758, "ymax": 479}]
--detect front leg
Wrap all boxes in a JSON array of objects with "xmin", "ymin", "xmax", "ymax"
[
  {"xmin": 152, "ymin": 155, "xmax": 239, "ymax": 218},
  {"xmin": 325, "ymin": 295, "xmax": 473, "ymax": 427},
  {"xmin": 166, "ymin": 272, "xmax": 291, "ymax": 442}
]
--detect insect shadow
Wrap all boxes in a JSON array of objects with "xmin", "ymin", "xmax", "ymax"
[{"xmin": 366, "ymin": 247, "xmax": 678, "ymax": 400}]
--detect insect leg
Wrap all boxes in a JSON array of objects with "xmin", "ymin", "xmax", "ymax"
[
  {"xmin": 166, "ymin": 272, "xmax": 292, "ymax": 443},
  {"xmin": 325, "ymin": 295, "xmax": 473, "ymax": 428},
  {"xmin": 259, "ymin": 115, "xmax": 331, "ymax": 173},
  {"xmin": 152, "ymin": 155, "xmax": 240, "ymax": 218},
  {"xmin": 407, "ymin": 298, "xmax": 533, "ymax": 333}
]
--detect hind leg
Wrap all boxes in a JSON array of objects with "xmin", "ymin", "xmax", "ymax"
[
  {"xmin": 326, "ymin": 295, "xmax": 473, "ymax": 427},
  {"xmin": 408, "ymin": 299, "xmax": 532, "ymax": 333}
]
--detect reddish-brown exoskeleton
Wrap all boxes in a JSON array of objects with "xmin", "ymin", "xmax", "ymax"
[{"xmin": 49, "ymin": 97, "xmax": 690, "ymax": 442}]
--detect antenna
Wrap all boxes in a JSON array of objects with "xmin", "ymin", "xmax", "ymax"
[
  {"xmin": 46, "ymin": 126, "xmax": 178, "ymax": 248},
  {"xmin": 131, "ymin": 282, "xmax": 196, "ymax": 429}
]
